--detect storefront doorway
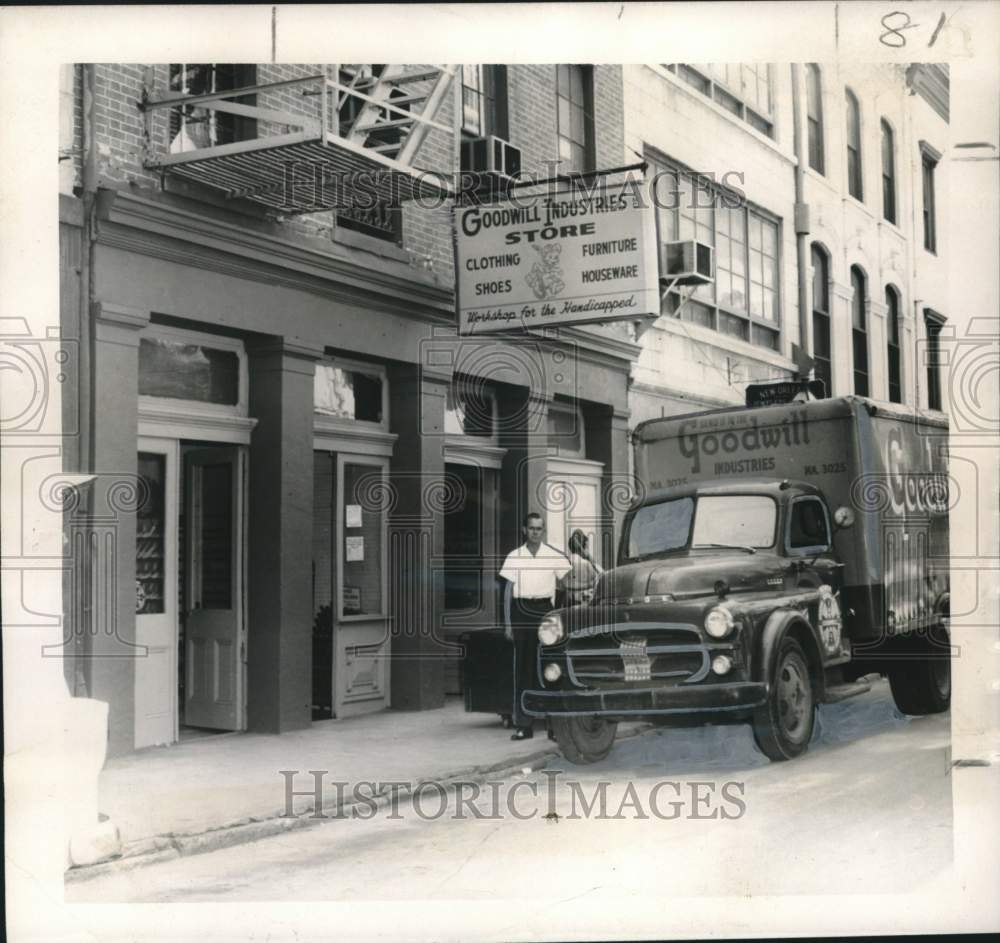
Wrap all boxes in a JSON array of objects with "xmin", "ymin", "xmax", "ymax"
[
  {"xmin": 442, "ymin": 461, "xmax": 500, "ymax": 694},
  {"xmin": 311, "ymin": 451, "xmax": 391, "ymax": 720},
  {"xmin": 135, "ymin": 438, "xmax": 247, "ymax": 747}
]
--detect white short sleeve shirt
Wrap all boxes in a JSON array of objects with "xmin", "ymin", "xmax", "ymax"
[{"xmin": 499, "ymin": 543, "xmax": 572, "ymax": 600}]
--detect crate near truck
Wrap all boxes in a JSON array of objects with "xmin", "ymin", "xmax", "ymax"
[{"xmin": 525, "ymin": 394, "xmax": 951, "ymax": 765}]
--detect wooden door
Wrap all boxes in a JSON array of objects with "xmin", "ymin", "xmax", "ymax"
[{"xmin": 183, "ymin": 446, "xmax": 244, "ymax": 730}]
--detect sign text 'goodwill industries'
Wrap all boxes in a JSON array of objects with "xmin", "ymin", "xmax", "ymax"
[{"xmin": 455, "ymin": 184, "xmax": 659, "ymax": 334}]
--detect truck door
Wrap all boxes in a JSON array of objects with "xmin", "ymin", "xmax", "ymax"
[{"xmin": 784, "ymin": 496, "xmax": 842, "ymax": 592}]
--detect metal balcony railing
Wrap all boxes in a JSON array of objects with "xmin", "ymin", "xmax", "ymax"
[{"xmin": 139, "ymin": 66, "xmax": 456, "ymax": 214}]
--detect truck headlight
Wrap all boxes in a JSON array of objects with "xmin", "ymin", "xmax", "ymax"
[
  {"xmin": 704, "ymin": 606, "xmax": 735, "ymax": 639},
  {"xmin": 538, "ymin": 613, "xmax": 565, "ymax": 646}
]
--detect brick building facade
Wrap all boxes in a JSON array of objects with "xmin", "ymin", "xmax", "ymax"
[{"xmin": 59, "ymin": 64, "xmax": 637, "ymax": 756}]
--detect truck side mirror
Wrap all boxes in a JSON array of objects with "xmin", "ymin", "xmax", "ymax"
[{"xmin": 833, "ymin": 506, "xmax": 855, "ymax": 529}]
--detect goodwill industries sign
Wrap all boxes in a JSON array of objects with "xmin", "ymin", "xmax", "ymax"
[{"xmin": 455, "ymin": 185, "xmax": 659, "ymax": 335}]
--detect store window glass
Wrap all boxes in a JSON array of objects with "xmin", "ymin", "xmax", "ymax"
[
  {"xmin": 342, "ymin": 462, "xmax": 384, "ymax": 617},
  {"xmin": 139, "ymin": 338, "xmax": 239, "ymax": 405},
  {"xmin": 136, "ymin": 453, "xmax": 166, "ymax": 615},
  {"xmin": 547, "ymin": 402, "xmax": 584, "ymax": 455},
  {"xmin": 444, "ymin": 385, "xmax": 495, "ymax": 437},
  {"xmin": 315, "ymin": 364, "xmax": 383, "ymax": 423}
]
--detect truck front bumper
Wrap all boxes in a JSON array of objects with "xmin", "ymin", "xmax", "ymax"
[{"xmin": 522, "ymin": 682, "xmax": 767, "ymax": 717}]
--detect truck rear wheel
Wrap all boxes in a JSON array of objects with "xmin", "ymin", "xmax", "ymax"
[
  {"xmin": 550, "ymin": 715, "xmax": 618, "ymax": 765},
  {"xmin": 753, "ymin": 636, "xmax": 815, "ymax": 761},
  {"xmin": 888, "ymin": 623, "xmax": 951, "ymax": 715}
]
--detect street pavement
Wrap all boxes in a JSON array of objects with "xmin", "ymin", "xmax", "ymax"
[{"xmin": 70, "ymin": 679, "xmax": 954, "ymax": 904}]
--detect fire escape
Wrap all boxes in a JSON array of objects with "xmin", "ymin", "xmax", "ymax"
[{"xmin": 140, "ymin": 65, "xmax": 457, "ymax": 216}]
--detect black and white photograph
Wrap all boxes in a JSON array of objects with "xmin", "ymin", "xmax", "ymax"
[{"xmin": 2, "ymin": 3, "xmax": 998, "ymax": 941}]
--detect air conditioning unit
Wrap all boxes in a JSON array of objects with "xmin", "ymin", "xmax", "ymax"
[
  {"xmin": 659, "ymin": 240, "xmax": 714, "ymax": 286},
  {"xmin": 460, "ymin": 135, "xmax": 522, "ymax": 180}
]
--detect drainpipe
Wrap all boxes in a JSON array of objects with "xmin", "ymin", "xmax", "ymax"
[
  {"xmin": 790, "ymin": 63, "xmax": 812, "ymax": 368},
  {"xmin": 80, "ymin": 63, "xmax": 97, "ymax": 473}
]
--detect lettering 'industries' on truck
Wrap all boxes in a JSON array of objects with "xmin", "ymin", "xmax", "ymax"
[{"xmin": 524, "ymin": 396, "xmax": 950, "ymax": 765}]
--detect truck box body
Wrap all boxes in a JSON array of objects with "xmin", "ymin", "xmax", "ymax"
[{"xmin": 633, "ymin": 397, "xmax": 949, "ymax": 640}]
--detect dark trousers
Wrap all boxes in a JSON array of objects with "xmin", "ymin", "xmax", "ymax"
[{"xmin": 507, "ymin": 596, "xmax": 552, "ymax": 729}]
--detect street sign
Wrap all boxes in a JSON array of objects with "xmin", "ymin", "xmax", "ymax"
[{"xmin": 745, "ymin": 379, "xmax": 825, "ymax": 408}]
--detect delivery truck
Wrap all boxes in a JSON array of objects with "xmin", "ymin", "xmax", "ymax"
[{"xmin": 523, "ymin": 394, "xmax": 950, "ymax": 764}]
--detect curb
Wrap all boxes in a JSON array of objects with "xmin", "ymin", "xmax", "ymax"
[{"xmin": 66, "ymin": 722, "xmax": 651, "ymax": 884}]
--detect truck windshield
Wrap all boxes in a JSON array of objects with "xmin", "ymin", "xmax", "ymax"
[
  {"xmin": 691, "ymin": 495, "xmax": 776, "ymax": 549},
  {"xmin": 624, "ymin": 494, "xmax": 776, "ymax": 561}
]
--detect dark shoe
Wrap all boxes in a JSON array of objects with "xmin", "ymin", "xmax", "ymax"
[{"xmin": 510, "ymin": 727, "xmax": 534, "ymax": 741}]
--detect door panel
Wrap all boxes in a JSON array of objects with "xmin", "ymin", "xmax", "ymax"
[
  {"xmin": 184, "ymin": 447, "xmax": 244, "ymax": 730},
  {"xmin": 134, "ymin": 442, "xmax": 179, "ymax": 748},
  {"xmin": 334, "ymin": 455, "xmax": 390, "ymax": 718}
]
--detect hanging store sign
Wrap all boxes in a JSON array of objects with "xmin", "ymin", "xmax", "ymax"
[{"xmin": 455, "ymin": 184, "xmax": 659, "ymax": 335}]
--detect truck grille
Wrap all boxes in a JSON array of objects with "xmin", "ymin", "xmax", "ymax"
[{"xmin": 565, "ymin": 624, "xmax": 709, "ymax": 687}]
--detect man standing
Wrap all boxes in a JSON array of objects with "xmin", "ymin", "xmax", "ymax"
[{"xmin": 499, "ymin": 512, "xmax": 571, "ymax": 740}]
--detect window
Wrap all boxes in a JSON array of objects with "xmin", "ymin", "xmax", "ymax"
[
  {"xmin": 168, "ymin": 64, "xmax": 256, "ymax": 153},
  {"xmin": 341, "ymin": 460, "xmax": 386, "ymax": 618},
  {"xmin": 136, "ymin": 453, "xmax": 167, "ymax": 615},
  {"xmin": 314, "ymin": 362, "xmax": 385, "ymax": 424},
  {"xmin": 881, "ymin": 119, "xmax": 897, "ymax": 224},
  {"xmin": 787, "ymin": 497, "xmax": 831, "ymax": 553},
  {"xmin": 924, "ymin": 310, "xmax": 945, "ymax": 411},
  {"xmin": 445, "ymin": 383, "xmax": 496, "ymax": 437},
  {"xmin": 652, "ymin": 153, "xmax": 781, "ymax": 350},
  {"xmin": 692, "ymin": 495, "xmax": 777, "ymax": 549},
  {"xmin": 811, "ymin": 244, "xmax": 832, "ymax": 398},
  {"xmin": 886, "ymin": 286, "xmax": 903, "ymax": 404},
  {"xmin": 805, "ymin": 64, "xmax": 825, "ymax": 173},
  {"xmin": 547, "ymin": 400, "xmax": 585, "ymax": 456},
  {"xmin": 139, "ymin": 337, "xmax": 240, "ymax": 405},
  {"xmin": 461, "ymin": 65, "xmax": 509, "ymax": 139},
  {"xmin": 850, "ymin": 265, "xmax": 869, "ymax": 396},
  {"xmin": 664, "ymin": 63, "xmax": 775, "ymax": 138},
  {"xmin": 845, "ymin": 89, "xmax": 863, "ymax": 201},
  {"xmin": 922, "ymin": 146, "xmax": 938, "ymax": 253},
  {"xmin": 556, "ymin": 65, "xmax": 594, "ymax": 173}
]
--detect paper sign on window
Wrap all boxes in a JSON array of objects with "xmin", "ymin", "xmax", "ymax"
[
  {"xmin": 342, "ymin": 586, "xmax": 362, "ymax": 613},
  {"xmin": 346, "ymin": 504, "xmax": 363, "ymax": 528},
  {"xmin": 345, "ymin": 536, "xmax": 365, "ymax": 562}
]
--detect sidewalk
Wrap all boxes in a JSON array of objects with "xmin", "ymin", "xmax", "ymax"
[{"xmin": 72, "ymin": 699, "xmax": 646, "ymax": 880}]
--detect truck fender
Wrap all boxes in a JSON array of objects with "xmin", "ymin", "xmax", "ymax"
[{"xmin": 756, "ymin": 609, "xmax": 826, "ymax": 702}]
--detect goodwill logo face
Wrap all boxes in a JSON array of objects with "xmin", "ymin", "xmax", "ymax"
[{"xmin": 455, "ymin": 185, "xmax": 659, "ymax": 334}]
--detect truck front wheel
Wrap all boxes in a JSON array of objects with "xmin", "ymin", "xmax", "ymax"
[
  {"xmin": 888, "ymin": 623, "xmax": 951, "ymax": 715},
  {"xmin": 550, "ymin": 715, "xmax": 618, "ymax": 764},
  {"xmin": 753, "ymin": 636, "xmax": 815, "ymax": 761}
]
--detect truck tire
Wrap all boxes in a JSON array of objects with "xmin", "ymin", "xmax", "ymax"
[
  {"xmin": 550, "ymin": 715, "xmax": 618, "ymax": 765},
  {"xmin": 888, "ymin": 624, "xmax": 951, "ymax": 716},
  {"xmin": 752, "ymin": 636, "xmax": 815, "ymax": 761}
]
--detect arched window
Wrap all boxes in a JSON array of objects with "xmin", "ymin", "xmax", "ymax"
[
  {"xmin": 845, "ymin": 89, "xmax": 863, "ymax": 201},
  {"xmin": 850, "ymin": 265, "xmax": 869, "ymax": 396},
  {"xmin": 805, "ymin": 64, "xmax": 825, "ymax": 174},
  {"xmin": 811, "ymin": 244, "xmax": 831, "ymax": 398},
  {"xmin": 881, "ymin": 120, "xmax": 896, "ymax": 224},
  {"xmin": 886, "ymin": 285, "xmax": 902, "ymax": 403}
]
